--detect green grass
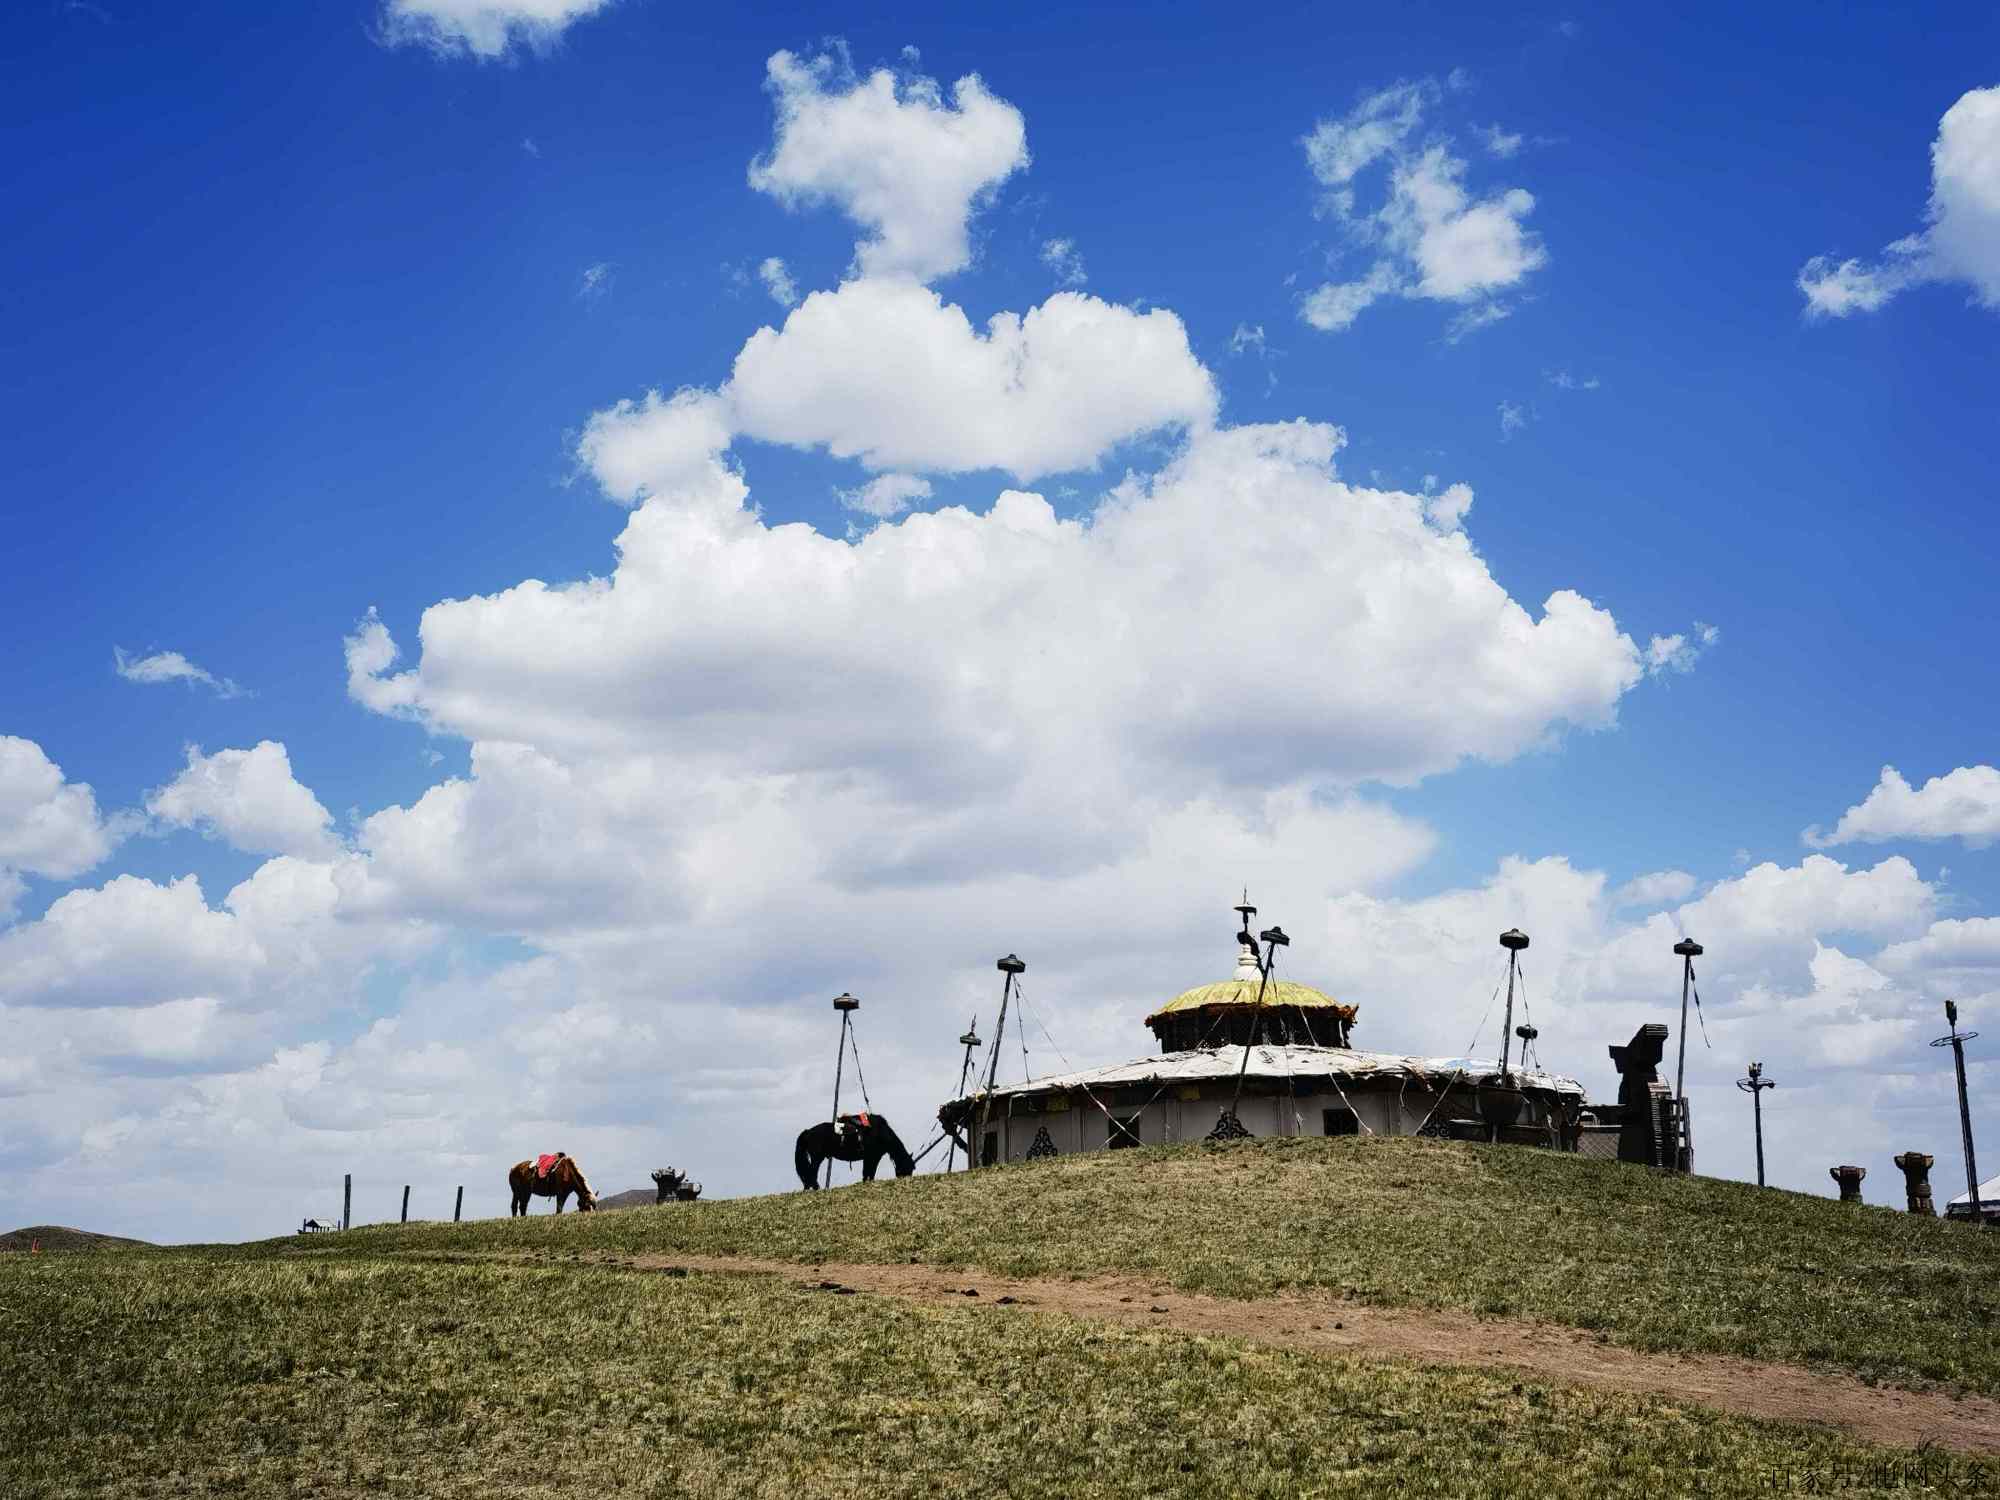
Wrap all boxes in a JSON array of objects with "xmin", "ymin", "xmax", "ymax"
[
  {"xmin": 301, "ymin": 1136, "xmax": 2000, "ymax": 1396},
  {"xmin": 5, "ymin": 1250, "xmax": 1993, "ymax": 1499}
]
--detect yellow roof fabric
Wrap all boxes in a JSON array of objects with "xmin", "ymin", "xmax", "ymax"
[{"xmin": 1144, "ymin": 978, "xmax": 1352, "ymax": 1024}]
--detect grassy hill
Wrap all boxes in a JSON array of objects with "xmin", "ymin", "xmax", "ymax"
[
  {"xmin": 0, "ymin": 1224, "xmax": 149, "ymax": 1253},
  {"xmin": 339, "ymin": 1135, "xmax": 2000, "ymax": 1397},
  {"xmin": 4, "ymin": 1138, "xmax": 1998, "ymax": 1499}
]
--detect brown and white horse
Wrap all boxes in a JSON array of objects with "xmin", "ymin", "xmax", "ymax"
[{"xmin": 508, "ymin": 1154, "xmax": 598, "ymax": 1215}]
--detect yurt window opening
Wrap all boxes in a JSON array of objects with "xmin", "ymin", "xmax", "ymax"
[
  {"xmin": 1108, "ymin": 1114, "xmax": 1141, "ymax": 1150},
  {"xmin": 1323, "ymin": 1107, "xmax": 1359, "ymax": 1137}
]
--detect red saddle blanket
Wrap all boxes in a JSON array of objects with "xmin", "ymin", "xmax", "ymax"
[{"xmin": 536, "ymin": 1153, "xmax": 561, "ymax": 1179}]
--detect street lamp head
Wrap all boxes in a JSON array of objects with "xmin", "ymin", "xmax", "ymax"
[
  {"xmin": 833, "ymin": 993, "xmax": 859, "ymax": 1012},
  {"xmin": 1673, "ymin": 937, "xmax": 1703, "ymax": 958},
  {"xmin": 1946, "ymin": 999, "xmax": 1958, "ymax": 1027},
  {"xmin": 1259, "ymin": 925, "xmax": 1290, "ymax": 948},
  {"xmin": 996, "ymin": 954, "xmax": 1026, "ymax": 975},
  {"xmin": 1499, "ymin": 928, "xmax": 1530, "ymax": 951},
  {"xmin": 1514, "ymin": 1024, "xmax": 1538, "ymax": 1042},
  {"xmin": 959, "ymin": 1029, "xmax": 981, "ymax": 1048}
]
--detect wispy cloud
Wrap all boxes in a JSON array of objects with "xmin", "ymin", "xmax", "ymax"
[
  {"xmin": 1300, "ymin": 79, "xmax": 1547, "ymax": 340},
  {"xmin": 578, "ymin": 261, "xmax": 613, "ymax": 304},
  {"xmin": 113, "ymin": 648, "xmax": 246, "ymax": 700},
  {"xmin": 836, "ymin": 472, "xmax": 933, "ymax": 519},
  {"xmin": 1497, "ymin": 400, "xmax": 1530, "ymax": 439},
  {"xmin": 375, "ymin": 0, "xmax": 615, "ymax": 62},
  {"xmin": 757, "ymin": 256, "xmax": 798, "ymax": 307},
  {"xmin": 1040, "ymin": 237, "xmax": 1087, "ymax": 287},
  {"xmin": 1644, "ymin": 622, "xmax": 1720, "ymax": 675},
  {"xmin": 1545, "ymin": 369, "xmax": 1601, "ymax": 390}
]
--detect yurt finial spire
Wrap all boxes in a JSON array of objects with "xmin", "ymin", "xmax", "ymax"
[{"xmin": 1233, "ymin": 893, "xmax": 1262, "ymax": 980}]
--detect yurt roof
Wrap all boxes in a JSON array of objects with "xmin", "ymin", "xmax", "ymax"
[
  {"xmin": 948, "ymin": 1045, "xmax": 1584, "ymax": 1109},
  {"xmin": 1145, "ymin": 978, "xmax": 1353, "ymax": 1024},
  {"xmin": 1946, "ymin": 1171, "xmax": 2000, "ymax": 1208}
]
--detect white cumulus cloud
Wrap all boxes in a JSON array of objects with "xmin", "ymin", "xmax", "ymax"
[
  {"xmin": 146, "ymin": 742, "xmax": 339, "ymax": 859},
  {"xmin": 0, "ymin": 736, "xmax": 120, "ymax": 917},
  {"xmin": 726, "ymin": 280, "xmax": 1215, "ymax": 479},
  {"xmin": 748, "ymin": 49, "xmax": 1029, "ymax": 284},
  {"xmin": 1806, "ymin": 764, "xmax": 2000, "ymax": 849},
  {"xmin": 1798, "ymin": 85, "xmax": 2000, "ymax": 317}
]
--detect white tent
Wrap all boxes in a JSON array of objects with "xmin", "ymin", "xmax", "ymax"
[{"xmin": 1944, "ymin": 1171, "xmax": 2000, "ymax": 1222}]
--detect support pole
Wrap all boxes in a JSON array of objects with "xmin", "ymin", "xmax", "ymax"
[
  {"xmin": 827, "ymin": 993, "xmax": 859, "ymax": 1189},
  {"xmin": 401, "ymin": 1185, "xmax": 410, "ymax": 1224},
  {"xmin": 946, "ymin": 1015, "xmax": 981, "ymax": 1173},
  {"xmin": 342, "ymin": 1173, "xmax": 351, "ymax": 1232},
  {"xmin": 1497, "ymin": 930, "xmax": 1529, "ymax": 1076},
  {"xmin": 1736, "ymin": 1061, "xmax": 1774, "ymax": 1187},
  {"xmin": 1931, "ymin": 1001, "xmax": 1983, "ymax": 1223},
  {"xmin": 973, "ymin": 957, "xmax": 1025, "ymax": 1169},
  {"xmin": 1672, "ymin": 937, "xmax": 1704, "ymax": 1174},
  {"xmin": 454, "ymin": 1185, "xmax": 464, "ymax": 1223},
  {"xmin": 1673, "ymin": 939, "xmax": 1703, "ymax": 1106}
]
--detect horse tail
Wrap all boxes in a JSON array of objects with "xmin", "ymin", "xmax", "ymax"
[
  {"xmin": 878, "ymin": 1117, "xmax": 916, "ymax": 1178},
  {"xmin": 795, "ymin": 1128, "xmax": 819, "ymax": 1190}
]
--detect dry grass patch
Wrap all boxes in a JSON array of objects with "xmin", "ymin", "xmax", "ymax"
[
  {"xmin": 5, "ymin": 1251, "xmax": 1995, "ymax": 1498},
  {"xmin": 302, "ymin": 1136, "xmax": 2000, "ymax": 1396}
]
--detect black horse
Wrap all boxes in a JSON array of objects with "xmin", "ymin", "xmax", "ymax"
[{"xmin": 795, "ymin": 1112, "xmax": 915, "ymax": 1189}]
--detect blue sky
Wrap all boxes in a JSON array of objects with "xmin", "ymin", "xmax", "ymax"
[{"xmin": 3, "ymin": 2, "xmax": 1997, "ymax": 1240}]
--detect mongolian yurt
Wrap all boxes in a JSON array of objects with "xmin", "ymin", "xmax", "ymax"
[{"xmin": 938, "ymin": 914, "xmax": 1587, "ymax": 1168}]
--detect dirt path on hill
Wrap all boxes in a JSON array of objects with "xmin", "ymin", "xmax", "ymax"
[{"xmin": 632, "ymin": 1252, "xmax": 2000, "ymax": 1457}]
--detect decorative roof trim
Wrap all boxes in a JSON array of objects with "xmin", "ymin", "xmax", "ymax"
[{"xmin": 945, "ymin": 1045, "xmax": 1585, "ymax": 1109}]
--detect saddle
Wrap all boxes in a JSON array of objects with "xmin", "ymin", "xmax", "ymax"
[{"xmin": 536, "ymin": 1151, "xmax": 566, "ymax": 1179}]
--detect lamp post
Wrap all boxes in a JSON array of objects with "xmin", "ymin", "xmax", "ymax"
[
  {"xmin": 1930, "ymin": 1001, "xmax": 1983, "ymax": 1224},
  {"xmin": 1672, "ymin": 938, "xmax": 1703, "ymax": 1106},
  {"xmin": 946, "ymin": 1016, "xmax": 982, "ymax": 1173},
  {"xmin": 1736, "ymin": 1060, "xmax": 1775, "ymax": 1187},
  {"xmin": 1496, "ymin": 929, "xmax": 1530, "ymax": 1076},
  {"xmin": 972, "ymin": 955, "xmax": 1026, "ymax": 1170},
  {"xmin": 1672, "ymin": 937, "xmax": 1704, "ymax": 1173},
  {"xmin": 826, "ymin": 993, "xmax": 859, "ymax": 1189}
]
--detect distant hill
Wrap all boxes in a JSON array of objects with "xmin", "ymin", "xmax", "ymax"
[
  {"xmin": 594, "ymin": 1187, "xmax": 658, "ymax": 1211},
  {"xmin": 0, "ymin": 1225, "xmax": 150, "ymax": 1253}
]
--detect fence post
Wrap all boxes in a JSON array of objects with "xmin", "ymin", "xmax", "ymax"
[
  {"xmin": 454, "ymin": 1185, "xmax": 464, "ymax": 1223},
  {"xmin": 401, "ymin": 1184, "xmax": 410, "ymax": 1223},
  {"xmin": 342, "ymin": 1173, "xmax": 351, "ymax": 1232}
]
